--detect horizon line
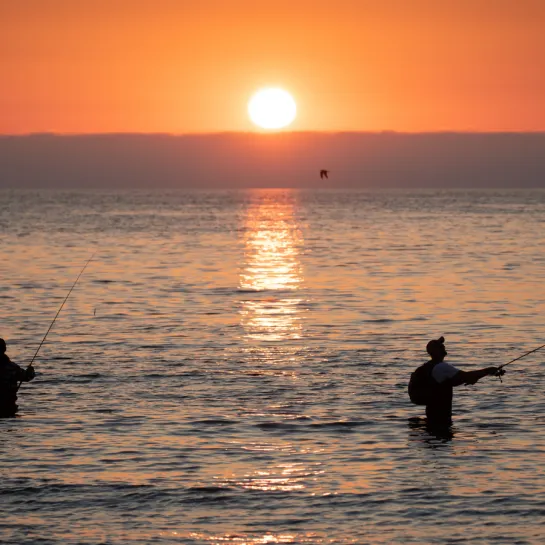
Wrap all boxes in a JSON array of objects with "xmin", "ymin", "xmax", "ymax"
[{"xmin": 2, "ymin": 130, "xmax": 545, "ymax": 138}]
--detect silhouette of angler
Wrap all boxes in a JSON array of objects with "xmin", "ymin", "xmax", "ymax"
[
  {"xmin": 408, "ymin": 336, "xmax": 504, "ymax": 427},
  {"xmin": 320, "ymin": 169, "xmax": 329, "ymax": 179},
  {"xmin": 0, "ymin": 338, "xmax": 36, "ymax": 417}
]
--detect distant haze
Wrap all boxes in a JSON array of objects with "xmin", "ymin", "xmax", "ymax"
[{"xmin": 1, "ymin": 132, "xmax": 544, "ymax": 189}]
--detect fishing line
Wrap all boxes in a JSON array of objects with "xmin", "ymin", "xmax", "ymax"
[{"xmin": 17, "ymin": 252, "xmax": 96, "ymax": 390}]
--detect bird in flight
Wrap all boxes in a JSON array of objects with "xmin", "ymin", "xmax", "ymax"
[{"xmin": 320, "ymin": 169, "xmax": 329, "ymax": 179}]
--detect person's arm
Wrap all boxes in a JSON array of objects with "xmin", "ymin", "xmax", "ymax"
[
  {"xmin": 23, "ymin": 365, "xmax": 36, "ymax": 382},
  {"xmin": 449, "ymin": 367, "xmax": 501, "ymax": 386},
  {"xmin": 15, "ymin": 364, "xmax": 35, "ymax": 383}
]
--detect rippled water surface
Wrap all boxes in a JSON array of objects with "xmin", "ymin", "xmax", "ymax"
[{"xmin": 1, "ymin": 189, "xmax": 545, "ymax": 544}]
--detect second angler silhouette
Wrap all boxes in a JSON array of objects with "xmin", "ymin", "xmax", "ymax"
[{"xmin": 408, "ymin": 336, "xmax": 504, "ymax": 428}]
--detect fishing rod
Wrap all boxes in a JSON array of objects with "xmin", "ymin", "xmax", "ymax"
[
  {"xmin": 493, "ymin": 342, "xmax": 545, "ymax": 383},
  {"xmin": 498, "ymin": 343, "xmax": 545, "ymax": 370},
  {"xmin": 17, "ymin": 252, "xmax": 96, "ymax": 391}
]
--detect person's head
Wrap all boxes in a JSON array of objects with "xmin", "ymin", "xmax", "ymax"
[
  {"xmin": 426, "ymin": 336, "xmax": 447, "ymax": 362},
  {"xmin": 0, "ymin": 338, "xmax": 6, "ymax": 354}
]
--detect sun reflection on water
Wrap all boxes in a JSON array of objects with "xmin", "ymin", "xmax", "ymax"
[
  {"xmin": 239, "ymin": 191, "xmax": 304, "ymax": 341},
  {"xmin": 215, "ymin": 462, "xmax": 319, "ymax": 492},
  {"xmin": 189, "ymin": 532, "xmax": 321, "ymax": 544}
]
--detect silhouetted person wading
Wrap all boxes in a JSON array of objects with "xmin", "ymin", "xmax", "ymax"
[
  {"xmin": 408, "ymin": 336, "xmax": 504, "ymax": 427},
  {"xmin": 0, "ymin": 338, "xmax": 35, "ymax": 417}
]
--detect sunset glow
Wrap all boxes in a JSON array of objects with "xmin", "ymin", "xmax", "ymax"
[
  {"xmin": 2, "ymin": 2, "xmax": 544, "ymax": 134},
  {"xmin": 248, "ymin": 88, "xmax": 297, "ymax": 130},
  {"xmin": 4, "ymin": 1, "xmax": 545, "ymax": 542}
]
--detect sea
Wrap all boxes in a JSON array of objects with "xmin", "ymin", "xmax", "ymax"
[{"xmin": 1, "ymin": 188, "xmax": 545, "ymax": 544}]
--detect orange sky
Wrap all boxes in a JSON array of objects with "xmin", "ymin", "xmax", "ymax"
[{"xmin": 2, "ymin": 0, "xmax": 544, "ymax": 134}]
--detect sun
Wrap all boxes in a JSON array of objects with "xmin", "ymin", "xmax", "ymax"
[{"xmin": 248, "ymin": 88, "xmax": 297, "ymax": 130}]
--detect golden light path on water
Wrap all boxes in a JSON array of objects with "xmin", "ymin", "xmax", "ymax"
[
  {"xmin": 214, "ymin": 191, "xmax": 321, "ymax": 545},
  {"xmin": 187, "ymin": 533, "xmax": 320, "ymax": 544},
  {"xmin": 188, "ymin": 533, "xmax": 316, "ymax": 544},
  {"xmin": 239, "ymin": 192, "xmax": 304, "ymax": 342}
]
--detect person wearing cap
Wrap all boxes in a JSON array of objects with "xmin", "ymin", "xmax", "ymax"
[
  {"xmin": 0, "ymin": 338, "xmax": 36, "ymax": 417},
  {"xmin": 419, "ymin": 336, "xmax": 504, "ymax": 427}
]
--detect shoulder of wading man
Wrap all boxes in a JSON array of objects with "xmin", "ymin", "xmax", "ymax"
[
  {"xmin": 431, "ymin": 361, "xmax": 460, "ymax": 384},
  {"xmin": 408, "ymin": 360, "xmax": 460, "ymax": 405}
]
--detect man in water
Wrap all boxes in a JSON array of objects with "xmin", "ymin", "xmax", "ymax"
[
  {"xmin": 418, "ymin": 337, "xmax": 504, "ymax": 428},
  {"xmin": 0, "ymin": 338, "xmax": 36, "ymax": 417}
]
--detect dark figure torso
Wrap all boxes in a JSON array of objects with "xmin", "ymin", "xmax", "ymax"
[
  {"xmin": 426, "ymin": 369, "xmax": 454, "ymax": 427},
  {"xmin": 0, "ymin": 354, "xmax": 25, "ymax": 416}
]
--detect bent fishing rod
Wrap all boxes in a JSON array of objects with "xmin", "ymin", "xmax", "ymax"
[{"xmin": 17, "ymin": 252, "xmax": 96, "ymax": 391}]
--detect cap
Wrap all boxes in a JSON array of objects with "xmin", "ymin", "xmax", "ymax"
[{"xmin": 426, "ymin": 336, "xmax": 445, "ymax": 355}]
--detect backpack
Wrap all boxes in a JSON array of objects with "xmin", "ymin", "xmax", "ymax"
[{"xmin": 408, "ymin": 361, "xmax": 437, "ymax": 405}]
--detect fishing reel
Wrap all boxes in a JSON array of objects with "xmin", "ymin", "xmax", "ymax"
[{"xmin": 495, "ymin": 368, "xmax": 506, "ymax": 383}]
